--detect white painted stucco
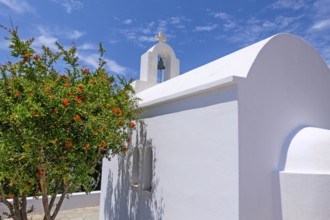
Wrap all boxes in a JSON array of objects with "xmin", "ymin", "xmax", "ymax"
[
  {"xmin": 100, "ymin": 33, "xmax": 330, "ymax": 220},
  {"xmin": 237, "ymin": 34, "xmax": 330, "ymax": 220},
  {"xmin": 136, "ymin": 35, "xmax": 270, "ymax": 107},
  {"xmin": 100, "ymin": 85, "xmax": 239, "ymax": 220},
  {"xmin": 280, "ymin": 127, "xmax": 330, "ymax": 220},
  {"xmin": 284, "ymin": 127, "xmax": 330, "ymax": 172}
]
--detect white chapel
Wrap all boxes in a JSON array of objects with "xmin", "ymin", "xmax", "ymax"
[{"xmin": 100, "ymin": 32, "xmax": 330, "ymax": 220}]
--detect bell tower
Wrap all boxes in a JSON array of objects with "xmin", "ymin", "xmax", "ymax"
[{"xmin": 132, "ymin": 32, "xmax": 180, "ymax": 93}]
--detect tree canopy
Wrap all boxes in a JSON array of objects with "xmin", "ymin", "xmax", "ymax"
[{"xmin": 0, "ymin": 26, "xmax": 140, "ymax": 220}]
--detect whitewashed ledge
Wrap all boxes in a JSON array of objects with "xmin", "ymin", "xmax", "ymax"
[{"xmin": 0, "ymin": 191, "xmax": 100, "ymax": 219}]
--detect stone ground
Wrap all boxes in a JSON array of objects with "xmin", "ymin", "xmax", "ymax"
[{"xmin": 5, "ymin": 206, "xmax": 99, "ymax": 220}]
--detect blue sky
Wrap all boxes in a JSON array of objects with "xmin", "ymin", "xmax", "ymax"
[{"xmin": 0, "ymin": 0, "xmax": 329, "ymax": 80}]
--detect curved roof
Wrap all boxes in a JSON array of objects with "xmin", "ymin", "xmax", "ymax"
[
  {"xmin": 137, "ymin": 33, "xmax": 323, "ymax": 107},
  {"xmin": 283, "ymin": 127, "xmax": 330, "ymax": 173}
]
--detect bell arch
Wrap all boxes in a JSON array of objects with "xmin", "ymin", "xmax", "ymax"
[
  {"xmin": 132, "ymin": 32, "xmax": 180, "ymax": 93},
  {"xmin": 140, "ymin": 42, "xmax": 179, "ymax": 83}
]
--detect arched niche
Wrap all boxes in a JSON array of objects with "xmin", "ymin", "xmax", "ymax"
[
  {"xmin": 143, "ymin": 147, "xmax": 153, "ymax": 191},
  {"xmin": 131, "ymin": 147, "xmax": 140, "ymax": 187}
]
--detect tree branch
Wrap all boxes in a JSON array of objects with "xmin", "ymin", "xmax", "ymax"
[
  {"xmin": 0, "ymin": 183, "xmax": 15, "ymax": 218},
  {"xmin": 50, "ymin": 183, "xmax": 71, "ymax": 220},
  {"xmin": 48, "ymin": 178, "xmax": 62, "ymax": 210}
]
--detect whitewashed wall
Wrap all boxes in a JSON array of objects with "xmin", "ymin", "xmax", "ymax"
[
  {"xmin": 280, "ymin": 127, "xmax": 330, "ymax": 220},
  {"xmin": 237, "ymin": 34, "xmax": 330, "ymax": 220},
  {"xmin": 100, "ymin": 85, "xmax": 239, "ymax": 220}
]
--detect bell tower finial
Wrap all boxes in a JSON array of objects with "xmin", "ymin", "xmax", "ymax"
[{"xmin": 155, "ymin": 31, "xmax": 166, "ymax": 43}]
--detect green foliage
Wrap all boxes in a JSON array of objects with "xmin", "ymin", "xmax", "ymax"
[{"xmin": 0, "ymin": 26, "xmax": 140, "ymax": 219}]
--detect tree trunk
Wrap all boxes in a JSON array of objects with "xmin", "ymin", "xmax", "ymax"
[
  {"xmin": 39, "ymin": 163, "xmax": 51, "ymax": 220},
  {"xmin": 20, "ymin": 192, "xmax": 28, "ymax": 220},
  {"xmin": 13, "ymin": 196, "xmax": 21, "ymax": 220}
]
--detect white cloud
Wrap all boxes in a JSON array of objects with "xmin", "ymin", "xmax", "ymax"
[
  {"xmin": 0, "ymin": 0, "xmax": 35, "ymax": 13},
  {"xmin": 78, "ymin": 53, "xmax": 127, "ymax": 75},
  {"xmin": 140, "ymin": 27, "xmax": 152, "ymax": 34},
  {"xmin": 275, "ymin": 16, "xmax": 302, "ymax": 28},
  {"xmin": 137, "ymin": 36, "xmax": 156, "ymax": 42},
  {"xmin": 35, "ymin": 35, "xmax": 58, "ymax": 50},
  {"xmin": 114, "ymin": 17, "xmax": 133, "ymax": 25},
  {"xmin": 118, "ymin": 26, "xmax": 157, "ymax": 47},
  {"xmin": 148, "ymin": 22, "xmax": 155, "ymax": 28},
  {"xmin": 66, "ymin": 30, "xmax": 84, "ymax": 39},
  {"xmin": 271, "ymin": 0, "xmax": 307, "ymax": 10},
  {"xmin": 214, "ymin": 12, "xmax": 236, "ymax": 30},
  {"xmin": 138, "ymin": 22, "xmax": 156, "ymax": 34},
  {"xmin": 122, "ymin": 19, "xmax": 133, "ymax": 25},
  {"xmin": 194, "ymin": 24, "xmax": 218, "ymax": 32},
  {"xmin": 104, "ymin": 58, "xmax": 127, "ymax": 75},
  {"xmin": 37, "ymin": 26, "xmax": 84, "ymax": 40},
  {"xmin": 224, "ymin": 22, "xmax": 237, "ymax": 30},
  {"xmin": 209, "ymin": 10, "xmax": 236, "ymax": 30},
  {"xmin": 109, "ymin": 40, "xmax": 120, "ymax": 44},
  {"xmin": 115, "ymin": 17, "xmax": 189, "ymax": 47},
  {"xmin": 79, "ymin": 43, "xmax": 98, "ymax": 50},
  {"xmin": 311, "ymin": 19, "xmax": 330, "ymax": 31},
  {"xmin": 169, "ymin": 17, "xmax": 181, "ymax": 25},
  {"xmin": 157, "ymin": 20, "xmax": 168, "ymax": 32},
  {"xmin": 219, "ymin": 14, "xmax": 303, "ymax": 47},
  {"xmin": 214, "ymin": 12, "xmax": 230, "ymax": 20},
  {"xmin": 51, "ymin": 0, "xmax": 83, "ymax": 14},
  {"xmin": 120, "ymin": 30, "xmax": 136, "ymax": 41},
  {"xmin": 0, "ymin": 40, "xmax": 9, "ymax": 50},
  {"xmin": 313, "ymin": 0, "xmax": 330, "ymax": 18},
  {"xmin": 77, "ymin": 53, "xmax": 98, "ymax": 68},
  {"xmin": 169, "ymin": 16, "xmax": 190, "ymax": 29},
  {"xmin": 207, "ymin": 1, "xmax": 329, "ymax": 69}
]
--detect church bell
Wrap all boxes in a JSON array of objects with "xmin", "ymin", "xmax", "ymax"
[{"xmin": 157, "ymin": 57, "xmax": 166, "ymax": 70}]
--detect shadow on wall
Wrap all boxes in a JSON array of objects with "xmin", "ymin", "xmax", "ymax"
[{"xmin": 104, "ymin": 122, "xmax": 165, "ymax": 220}]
